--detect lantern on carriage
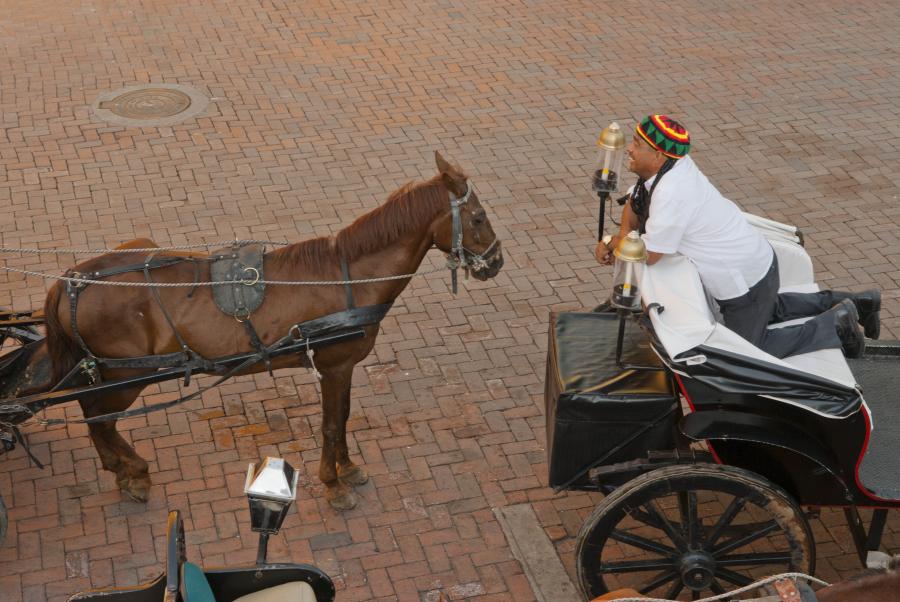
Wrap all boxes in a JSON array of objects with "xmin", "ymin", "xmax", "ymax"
[
  {"xmin": 610, "ymin": 230, "xmax": 647, "ymax": 310},
  {"xmin": 244, "ymin": 457, "xmax": 299, "ymax": 564},
  {"xmin": 592, "ymin": 122, "xmax": 627, "ymax": 241}
]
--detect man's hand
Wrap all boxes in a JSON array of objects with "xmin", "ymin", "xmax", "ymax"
[{"xmin": 595, "ymin": 241, "xmax": 614, "ymax": 265}]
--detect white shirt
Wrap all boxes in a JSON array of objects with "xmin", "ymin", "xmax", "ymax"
[{"xmin": 639, "ymin": 155, "xmax": 774, "ymax": 301}]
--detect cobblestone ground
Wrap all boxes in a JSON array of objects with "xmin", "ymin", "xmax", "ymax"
[{"xmin": 1, "ymin": 1, "xmax": 900, "ymax": 600}]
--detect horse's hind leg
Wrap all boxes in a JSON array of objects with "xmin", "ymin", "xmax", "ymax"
[{"xmin": 80, "ymin": 388, "xmax": 151, "ymax": 502}]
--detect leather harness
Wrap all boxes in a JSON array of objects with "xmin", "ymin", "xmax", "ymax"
[{"xmin": 63, "ymin": 246, "xmax": 391, "ymax": 392}]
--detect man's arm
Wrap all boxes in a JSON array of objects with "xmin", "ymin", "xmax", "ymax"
[{"xmin": 595, "ymin": 199, "xmax": 640, "ymax": 263}]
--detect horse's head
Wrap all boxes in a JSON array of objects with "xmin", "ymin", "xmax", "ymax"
[{"xmin": 432, "ymin": 151, "xmax": 503, "ymax": 281}]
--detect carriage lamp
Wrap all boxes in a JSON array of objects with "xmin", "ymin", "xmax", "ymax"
[
  {"xmin": 592, "ymin": 122, "xmax": 627, "ymax": 241},
  {"xmin": 610, "ymin": 231, "xmax": 647, "ymax": 311},
  {"xmin": 244, "ymin": 457, "xmax": 299, "ymax": 564}
]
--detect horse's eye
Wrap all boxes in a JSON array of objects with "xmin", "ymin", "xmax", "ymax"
[{"xmin": 472, "ymin": 213, "xmax": 486, "ymax": 226}]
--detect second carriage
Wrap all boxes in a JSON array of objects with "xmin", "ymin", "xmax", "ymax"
[{"xmin": 546, "ymin": 215, "xmax": 900, "ymax": 600}]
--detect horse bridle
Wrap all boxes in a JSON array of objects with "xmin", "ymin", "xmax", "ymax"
[{"xmin": 446, "ymin": 181, "xmax": 500, "ymax": 293}]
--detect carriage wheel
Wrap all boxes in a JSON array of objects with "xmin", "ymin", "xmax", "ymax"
[{"xmin": 575, "ymin": 464, "xmax": 814, "ymax": 601}]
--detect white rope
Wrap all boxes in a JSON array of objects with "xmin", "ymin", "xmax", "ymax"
[
  {"xmin": 607, "ymin": 572, "xmax": 829, "ymax": 602},
  {"xmin": 0, "ymin": 263, "xmax": 451, "ymax": 287},
  {"xmin": 0, "ymin": 240, "xmax": 289, "ymax": 254}
]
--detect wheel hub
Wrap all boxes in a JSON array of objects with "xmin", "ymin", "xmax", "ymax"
[{"xmin": 679, "ymin": 551, "xmax": 715, "ymax": 591}]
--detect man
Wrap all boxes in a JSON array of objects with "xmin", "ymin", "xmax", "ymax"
[{"xmin": 596, "ymin": 114, "xmax": 880, "ymax": 359}]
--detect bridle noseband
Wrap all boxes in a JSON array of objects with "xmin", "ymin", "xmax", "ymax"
[{"xmin": 446, "ymin": 181, "xmax": 500, "ymax": 293}]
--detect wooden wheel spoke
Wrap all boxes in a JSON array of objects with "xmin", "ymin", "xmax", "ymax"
[
  {"xmin": 664, "ymin": 578, "xmax": 684, "ymax": 599},
  {"xmin": 709, "ymin": 578, "xmax": 727, "ymax": 594},
  {"xmin": 643, "ymin": 500, "xmax": 687, "ymax": 551},
  {"xmin": 717, "ymin": 551, "xmax": 794, "ymax": 567},
  {"xmin": 712, "ymin": 520, "xmax": 779, "ymax": 557},
  {"xmin": 679, "ymin": 490, "xmax": 699, "ymax": 548},
  {"xmin": 714, "ymin": 566, "xmax": 754, "ymax": 587},
  {"xmin": 609, "ymin": 529, "xmax": 678, "ymax": 557},
  {"xmin": 637, "ymin": 569, "xmax": 680, "ymax": 595},
  {"xmin": 704, "ymin": 495, "xmax": 747, "ymax": 549},
  {"xmin": 598, "ymin": 558, "xmax": 676, "ymax": 574}
]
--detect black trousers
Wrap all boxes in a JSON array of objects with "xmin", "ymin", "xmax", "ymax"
[{"xmin": 716, "ymin": 256, "xmax": 842, "ymax": 359}]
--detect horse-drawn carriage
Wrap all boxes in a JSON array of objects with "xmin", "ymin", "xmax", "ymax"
[{"xmin": 546, "ymin": 215, "xmax": 900, "ymax": 600}]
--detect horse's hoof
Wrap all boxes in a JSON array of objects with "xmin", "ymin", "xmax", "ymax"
[
  {"xmin": 338, "ymin": 465, "xmax": 369, "ymax": 486},
  {"xmin": 325, "ymin": 483, "xmax": 358, "ymax": 511},
  {"xmin": 119, "ymin": 477, "xmax": 151, "ymax": 503}
]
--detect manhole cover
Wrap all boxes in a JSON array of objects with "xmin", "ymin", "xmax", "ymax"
[
  {"xmin": 99, "ymin": 88, "xmax": 192, "ymax": 119},
  {"xmin": 91, "ymin": 84, "xmax": 211, "ymax": 126}
]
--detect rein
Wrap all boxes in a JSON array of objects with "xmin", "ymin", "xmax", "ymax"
[{"xmin": 0, "ymin": 182, "xmax": 497, "ymax": 291}]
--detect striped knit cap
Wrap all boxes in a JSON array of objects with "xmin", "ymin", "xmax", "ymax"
[{"xmin": 636, "ymin": 115, "xmax": 691, "ymax": 158}]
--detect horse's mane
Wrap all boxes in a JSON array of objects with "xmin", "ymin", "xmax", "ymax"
[{"xmin": 270, "ymin": 173, "xmax": 457, "ymax": 271}]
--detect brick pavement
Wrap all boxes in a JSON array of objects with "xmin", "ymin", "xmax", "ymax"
[{"xmin": 1, "ymin": 1, "xmax": 900, "ymax": 600}]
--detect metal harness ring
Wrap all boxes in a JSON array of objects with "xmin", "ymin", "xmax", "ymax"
[{"xmin": 240, "ymin": 267, "xmax": 260, "ymax": 286}]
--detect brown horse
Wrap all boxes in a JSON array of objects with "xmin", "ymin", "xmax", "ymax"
[
  {"xmin": 814, "ymin": 555, "xmax": 900, "ymax": 602},
  {"xmin": 42, "ymin": 152, "xmax": 503, "ymax": 510}
]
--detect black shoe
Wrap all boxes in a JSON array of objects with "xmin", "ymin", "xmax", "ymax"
[
  {"xmin": 831, "ymin": 289, "xmax": 881, "ymax": 339},
  {"xmin": 829, "ymin": 299, "xmax": 865, "ymax": 358}
]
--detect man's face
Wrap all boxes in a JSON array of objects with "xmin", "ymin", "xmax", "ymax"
[{"xmin": 627, "ymin": 135, "xmax": 666, "ymax": 179}]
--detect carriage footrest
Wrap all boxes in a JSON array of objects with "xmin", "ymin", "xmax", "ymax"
[{"xmin": 588, "ymin": 449, "xmax": 714, "ymax": 484}]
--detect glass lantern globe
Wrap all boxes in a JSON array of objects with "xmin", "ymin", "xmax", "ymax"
[
  {"xmin": 610, "ymin": 231, "xmax": 647, "ymax": 310},
  {"xmin": 592, "ymin": 122, "xmax": 626, "ymax": 197}
]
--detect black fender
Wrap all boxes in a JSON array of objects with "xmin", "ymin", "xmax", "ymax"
[{"xmin": 681, "ymin": 410, "xmax": 852, "ymax": 503}]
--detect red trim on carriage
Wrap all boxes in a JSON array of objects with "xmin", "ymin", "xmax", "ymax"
[
  {"xmin": 853, "ymin": 402, "xmax": 893, "ymax": 504},
  {"xmin": 673, "ymin": 373, "xmax": 724, "ymax": 465}
]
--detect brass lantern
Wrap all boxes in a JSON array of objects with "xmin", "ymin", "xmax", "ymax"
[
  {"xmin": 610, "ymin": 231, "xmax": 647, "ymax": 310},
  {"xmin": 592, "ymin": 122, "xmax": 626, "ymax": 198}
]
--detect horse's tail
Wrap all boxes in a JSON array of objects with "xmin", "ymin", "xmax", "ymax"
[{"xmin": 44, "ymin": 281, "xmax": 84, "ymax": 384}]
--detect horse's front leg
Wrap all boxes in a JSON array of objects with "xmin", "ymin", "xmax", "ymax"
[
  {"xmin": 318, "ymin": 365, "xmax": 358, "ymax": 511},
  {"xmin": 335, "ymin": 376, "xmax": 368, "ymax": 487}
]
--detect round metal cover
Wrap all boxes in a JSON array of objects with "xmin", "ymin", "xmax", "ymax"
[
  {"xmin": 101, "ymin": 89, "xmax": 192, "ymax": 119},
  {"xmin": 91, "ymin": 84, "xmax": 210, "ymax": 126}
]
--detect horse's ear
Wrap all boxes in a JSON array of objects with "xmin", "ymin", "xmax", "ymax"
[
  {"xmin": 435, "ymin": 151, "xmax": 466, "ymax": 196},
  {"xmin": 435, "ymin": 151, "xmax": 451, "ymax": 174}
]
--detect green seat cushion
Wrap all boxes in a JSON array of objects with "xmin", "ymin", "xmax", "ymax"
[{"xmin": 183, "ymin": 562, "xmax": 216, "ymax": 602}]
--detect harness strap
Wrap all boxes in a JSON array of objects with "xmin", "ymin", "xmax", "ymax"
[
  {"xmin": 341, "ymin": 258, "xmax": 355, "ymax": 310},
  {"xmin": 11, "ymin": 425, "xmax": 44, "ymax": 468},
  {"xmin": 142, "ymin": 256, "xmax": 200, "ymax": 386},
  {"xmin": 81, "ymin": 255, "xmax": 190, "ymax": 281},
  {"xmin": 292, "ymin": 304, "xmax": 392, "ymax": 339},
  {"xmin": 242, "ymin": 318, "xmax": 273, "ymax": 377},
  {"xmin": 65, "ymin": 278, "xmax": 101, "ymax": 383},
  {"xmin": 42, "ymin": 304, "xmax": 388, "ymax": 425}
]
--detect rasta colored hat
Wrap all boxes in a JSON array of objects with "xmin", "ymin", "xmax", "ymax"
[{"xmin": 636, "ymin": 115, "xmax": 691, "ymax": 158}]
